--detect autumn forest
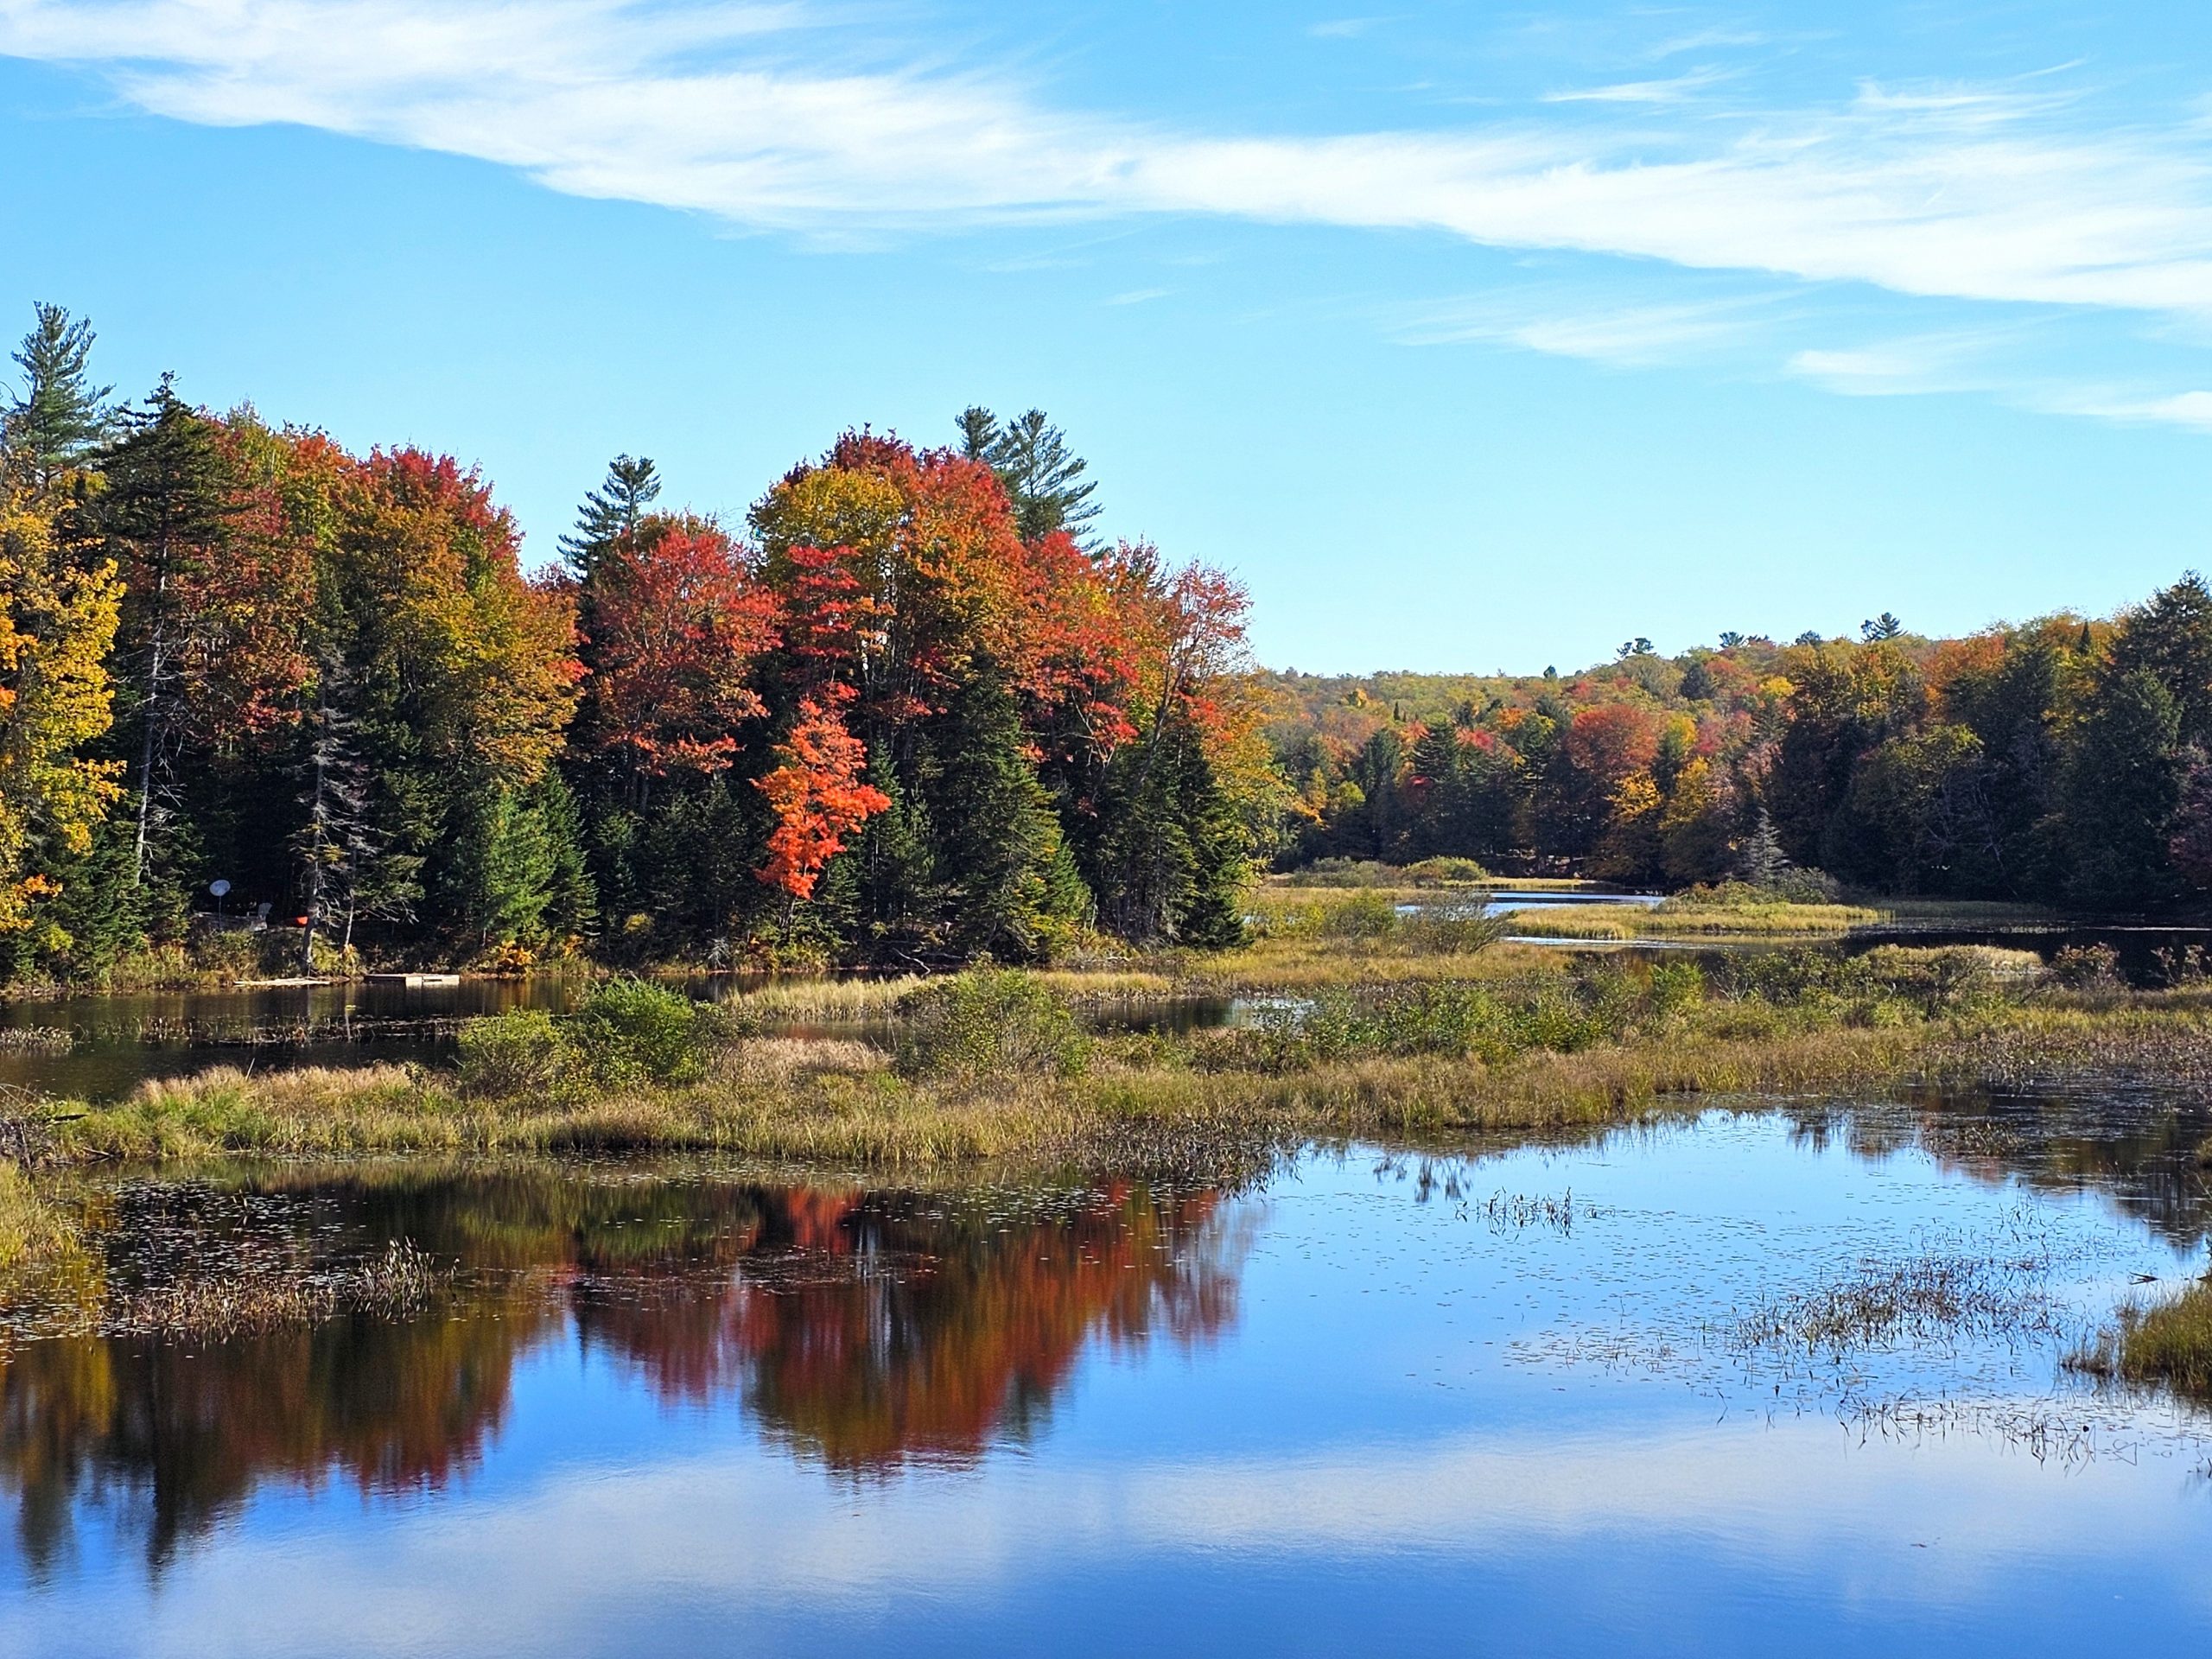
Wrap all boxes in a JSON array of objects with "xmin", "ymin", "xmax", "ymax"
[{"xmin": 3, "ymin": 301, "xmax": 2210, "ymax": 988}]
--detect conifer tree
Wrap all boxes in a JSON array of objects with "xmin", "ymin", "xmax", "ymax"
[
  {"xmin": 3, "ymin": 303, "xmax": 113, "ymax": 489},
  {"xmin": 954, "ymin": 405, "xmax": 1000, "ymax": 463},
  {"xmin": 294, "ymin": 646, "xmax": 368, "ymax": 969},
  {"xmin": 926, "ymin": 670, "xmax": 1090, "ymax": 960},
  {"xmin": 99, "ymin": 374, "xmax": 237, "ymax": 890},
  {"xmin": 1738, "ymin": 806, "xmax": 1791, "ymax": 887},
  {"xmin": 2063, "ymin": 667, "xmax": 2183, "ymax": 908},
  {"xmin": 559, "ymin": 454, "xmax": 660, "ymax": 577},
  {"xmin": 956, "ymin": 406, "xmax": 1099, "ymax": 548}
]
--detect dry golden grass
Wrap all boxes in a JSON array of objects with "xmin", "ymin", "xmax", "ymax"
[
  {"xmin": 1183, "ymin": 939, "xmax": 1563, "ymax": 995},
  {"xmin": 726, "ymin": 968, "xmax": 1177, "ymax": 1023},
  {"xmin": 1502, "ymin": 901, "xmax": 1880, "ymax": 939}
]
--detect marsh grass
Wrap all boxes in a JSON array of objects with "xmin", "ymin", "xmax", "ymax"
[
  {"xmin": 2074, "ymin": 1283, "xmax": 2212, "ymax": 1397},
  {"xmin": 1503, "ymin": 900, "xmax": 1881, "ymax": 938},
  {"xmin": 34, "ymin": 952, "xmax": 2212, "ymax": 1177},
  {"xmin": 0, "ymin": 1160, "xmax": 92, "ymax": 1311},
  {"xmin": 720, "ymin": 968, "xmax": 1175, "ymax": 1026},
  {"xmin": 110, "ymin": 1237, "xmax": 446, "ymax": 1338},
  {"xmin": 1732, "ymin": 1252, "xmax": 2066, "ymax": 1358}
]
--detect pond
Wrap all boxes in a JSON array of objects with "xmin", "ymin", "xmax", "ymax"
[
  {"xmin": 3, "ymin": 1089, "xmax": 2209, "ymax": 1655},
  {"xmin": 0, "ymin": 976, "xmax": 598, "ymax": 1102}
]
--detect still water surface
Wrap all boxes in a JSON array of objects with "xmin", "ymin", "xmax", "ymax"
[{"xmin": 3, "ymin": 1090, "xmax": 2209, "ymax": 1655}]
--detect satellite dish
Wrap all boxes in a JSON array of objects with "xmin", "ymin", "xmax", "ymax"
[{"xmin": 209, "ymin": 880, "xmax": 232, "ymax": 898}]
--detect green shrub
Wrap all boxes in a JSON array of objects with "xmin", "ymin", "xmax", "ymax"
[
  {"xmin": 1772, "ymin": 868, "xmax": 1844, "ymax": 905},
  {"xmin": 1403, "ymin": 856, "xmax": 1491, "ymax": 887},
  {"xmin": 1251, "ymin": 969, "xmax": 1640, "ymax": 1071},
  {"xmin": 1646, "ymin": 959, "xmax": 1705, "ymax": 1020},
  {"xmin": 1285, "ymin": 859, "xmax": 1399, "ymax": 889},
  {"xmin": 1710, "ymin": 948, "xmax": 1876, "ymax": 1007},
  {"xmin": 1317, "ymin": 890, "xmax": 1402, "ymax": 939},
  {"xmin": 1859, "ymin": 944, "xmax": 2034, "ymax": 1012},
  {"xmin": 1664, "ymin": 870, "xmax": 1843, "ymax": 909},
  {"xmin": 456, "ymin": 1009, "xmax": 574, "ymax": 1097},
  {"xmin": 2050, "ymin": 943, "xmax": 2123, "ymax": 989},
  {"xmin": 1398, "ymin": 903, "xmax": 1510, "ymax": 956},
  {"xmin": 572, "ymin": 978, "xmax": 705, "ymax": 1085},
  {"xmin": 894, "ymin": 969, "xmax": 1091, "ymax": 1081}
]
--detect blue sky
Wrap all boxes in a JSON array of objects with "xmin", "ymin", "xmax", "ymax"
[{"xmin": 3, "ymin": 2, "xmax": 2210, "ymax": 672}]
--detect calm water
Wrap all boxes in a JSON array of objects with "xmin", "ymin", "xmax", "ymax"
[{"xmin": 4, "ymin": 1092, "xmax": 2210, "ymax": 1655}]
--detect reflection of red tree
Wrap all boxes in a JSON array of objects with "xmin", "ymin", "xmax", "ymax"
[{"xmin": 579, "ymin": 1186, "xmax": 1245, "ymax": 1472}]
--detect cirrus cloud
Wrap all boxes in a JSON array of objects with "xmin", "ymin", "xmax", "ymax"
[{"xmin": 3, "ymin": 1, "xmax": 2211, "ymax": 324}]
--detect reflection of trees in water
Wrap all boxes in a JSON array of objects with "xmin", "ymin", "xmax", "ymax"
[
  {"xmin": 1789, "ymin": 1086, "xmax": 2212, "ymax": 1250},
  {"xmin": 576, "ymin": 1183, "xmax": 1249, "ymax": 1472},
  {"xmin": 0, "ymin": 1171, "xmax": 1247, "ymax": 1573},
  {"xmin": 0, "ymin": 1294, "xmax": 552, "ymax": 1574}
]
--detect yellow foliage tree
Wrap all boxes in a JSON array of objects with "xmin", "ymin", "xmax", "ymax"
[
  {"xmin": 0, "ymin": 480, "xmax": 122, "ymax": 944},
  {"xmin": 1592, "ymin": 769, "xmax": 1663, "ymax": 883}
]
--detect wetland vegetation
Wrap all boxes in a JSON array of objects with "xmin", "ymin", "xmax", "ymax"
[{"xmin": 4, "ymin": 901, "xmax": 2211, "ymax": 1414}]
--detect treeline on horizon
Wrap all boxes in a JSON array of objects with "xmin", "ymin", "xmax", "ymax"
[
  {"xmin": 3, "ymin": 301, "xmax": 2210, "ymax": 988},
  {"xmin": 1268, "ymin": 590, "xmax": 2212, "ymax": 910},
  {"xmin": 0, "ymin": 304, "xmax": 1272, "ymax": 982}
]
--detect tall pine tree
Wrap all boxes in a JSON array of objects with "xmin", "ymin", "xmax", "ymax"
[
  {"xmin": 559, "ymin": 454, "xmax": 661, "ymax": 578},
  {"xmin": 3, "ymin": 303, "xmax": 113, "ymax": 490},
  {"xmin": 955, "ymin": 406, "xmax": 1099, "ymax": 548}
]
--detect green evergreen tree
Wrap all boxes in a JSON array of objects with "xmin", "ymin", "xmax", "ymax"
[
  {"xmin": 2108, "ymin": 573, "xmax": 2212, "ymax": 749},
  {"xmin": 1090, "ymin": 715, "xmax": 1247, "ymax": 948},
  {"xmin": 99, "ymin": 374, "xmax": 238, "ymax": 897},
  {"xmin": 293, "ymin": 646, "xmax": 369, "ymax": 969},
  {"xmin": 22, "ymin": 822, "xmax": 142, "ymax": 985},
  {"xmin": 856, "ymin": 751, "xmax": 938, "ymax": 955},
  {"xmin": 443, "ymin": 786, "xmax": 556, "ymax": 955},
  {"xmin": 2063, "ymin": 666, "xmax": 2183, "ymax": 909},
  {"xmin": 1738, "ymin": 807, "xmax": 1791, "ymax": 887},
  {"xmin": 532, "ymin": 772, "xmax": 599, "ymax": 947},
  {"xmin": 925, "ymin": 671, "xmax": 1089, "ymax": 961},
  {"xmin": 958, "ymin": 406, "xmax": 1100, "ymax": 548},
  {"xmin": 954, "ymin": 405, "xmax": 1001, "ymax": 463},
  {"xmin": 3, "ymin": 302, "xmax": 113, "ymax": 489},
  {"xmin": 559, "ymin": 454, "xmax": 660, "ymax": 577}
]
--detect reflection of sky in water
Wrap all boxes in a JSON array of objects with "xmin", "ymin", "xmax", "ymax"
[{"xmin": 5, "ymin": 1111, "xmax": 2212, "ymax": 1656}]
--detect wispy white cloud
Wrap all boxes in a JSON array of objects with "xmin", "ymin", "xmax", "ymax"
[
  {"xmin": 1402, "ymin": 295, "xmax": 1767, "ymax": 366},
  {"xmin": 1786, "ymin": 329, "xmax": 2212, "ymax": 436},
  {"xmin": 1785, "ymin": 331, "xmax": 2008, "ymax": 396},
  {"xmin": 5, "ymin": 1, "xmax": 2212, "ymax": 335},
  {"xmin": 2038, "ymin": 388, "xmax": 2212, "ymax": 431},
  {"xmin": 1107, "ymin": 286, "xmax": 1169, "ymax": 306},
  {"xmin": 1648, "ymin": 26, "xmax": 1770, "ymax": 60},
  {"xmin": 1541, "ymin": 67, "xmax": 1734, "ymax": 105},
  {"xmin": 1306, "ymin": 16, "xmax": 1383, "ymax": 41}
]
